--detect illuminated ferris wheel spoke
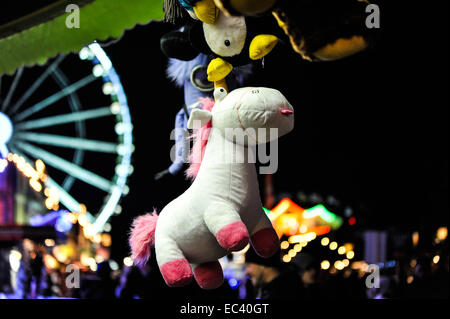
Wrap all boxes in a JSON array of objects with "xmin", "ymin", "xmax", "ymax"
[
  {"xmin": 9, "ymin": 55, "xmax": 66, "ymax": 116},
  {"xmin": 7, "ymin": 147, "xmax": 96, "ymax": 222},
  {"xmin": 1, "ymin": 68, "xmax": 24, "ymax": 113},
  {"xmin": 13, "ymin": 73, "xmax": 97, "ymax": 122},
  {"xmin": 14, "ymin": 107, "xmax": 112, "ymax": 131},
  {"xmin": 14, "ymin": 132, "xmax": 118, "ymax": 153},
  {"xmin": 14, "ymin": 140, "xmax": 115, "ymax": 193}
]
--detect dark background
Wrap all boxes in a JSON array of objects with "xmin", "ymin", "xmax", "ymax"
[{"xmin": 1, "ymin": 1, "xmax": 448, "ymax": 261}]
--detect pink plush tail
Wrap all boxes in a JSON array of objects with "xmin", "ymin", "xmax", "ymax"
[{"xmin": 129, "ymin": 211, "xmax": 159, "ymax": 267}]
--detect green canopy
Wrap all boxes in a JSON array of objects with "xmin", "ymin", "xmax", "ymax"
[{"xmin": 0, "ymin": 0, "xmax": 164, "ymax": 75}]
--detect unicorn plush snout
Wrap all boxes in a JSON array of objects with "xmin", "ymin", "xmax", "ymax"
[
  {"xmin": 232, "ymin": 87, "xmax": 294, "ymax": 144},
  {"xmin": 189, "ymin": 87, "xmax": 294, "ymax": 145}
]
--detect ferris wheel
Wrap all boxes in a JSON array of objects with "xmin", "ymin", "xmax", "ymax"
[{"xmin": 0, "ymin": 43, "xmax": 134, "ymax": 235}]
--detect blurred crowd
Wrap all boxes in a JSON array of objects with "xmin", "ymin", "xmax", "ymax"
[{"xmin": 0, "ymin": 239, "xmax": 448, "ymax": 300}]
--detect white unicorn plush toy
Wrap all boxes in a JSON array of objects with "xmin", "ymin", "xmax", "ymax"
[{"xmin": 129, "ymin": 86, "xmax": 294, "ymax": 289}]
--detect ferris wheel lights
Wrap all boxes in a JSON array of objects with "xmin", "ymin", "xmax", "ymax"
[
  {"xmin": 115, "ymin": 164, "xmax": 129, "ymax": 176},
  {"xmin": 79, "ymin": 47, "xmax": 94, "ymax": 60},
  {"xmin": 88, "ymin": 43, "xmax": 112, "ymax": 72},
  {"xmin": 103, "ymin": 223, "xmax": 112, "ymax": 232},
  {"xmin": 115, "ymin": 123, "xmax": 124, "ymax": 134},
  {"xmin": 338, "ymin": 246, "xmax": 346, "ymax": 255},
  {"xmin": 346, "ymin": 251, "xmax": 355, "ymax": 259},
  {"xmin": 110, "ymin": 102, "xmax": 121, "ymax": 114},
  {"xmin": 116, "ymin": 144, "xmax": 125, "ymax": 155},
  {"xmin": 115, "ymin": 123, "xmax": 133, "ymax": 135},
  {"xmin": 114, "ymin": 205, "xmax": 122, "ymax": 215},
  {"xmin": 92, "ymin": 64, "xmax": 105, "ymax": 77},
  {"xmin": 122, "ymin": 185, "xmax": 130, "ymax": 196},
  {"xmin": 102, "ymin": 82, "xmax": 115, "ymax": 95}
]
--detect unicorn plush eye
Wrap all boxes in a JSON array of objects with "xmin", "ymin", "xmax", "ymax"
[{"xmin": 214, "ymin": 87, "xmax": 228, "ymax": 101}]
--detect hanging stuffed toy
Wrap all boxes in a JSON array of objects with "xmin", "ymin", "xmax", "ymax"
[
  {"xmin": 214, "ymin": 0, "xmax": 376, "ymax": 61},
  {"xmin": 161, "ymin": 9, "xmax": 280, "ymax": 89},
  {"xmin": 188, "ymin": 11, "xmax": 280, "ymax": 87},
  {"xmin": 130, "ymin": 86, "xmax": 294, "ymax": 289}
]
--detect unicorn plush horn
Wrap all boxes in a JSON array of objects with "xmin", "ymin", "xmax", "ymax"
[{"xmin": 129, "ymin": 87, "xmax": 294, "ymax": 289}]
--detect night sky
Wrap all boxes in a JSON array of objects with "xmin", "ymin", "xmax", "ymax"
[{"xmin": 1, "ymin": 1, "xmax": 448, "ymax": 260}]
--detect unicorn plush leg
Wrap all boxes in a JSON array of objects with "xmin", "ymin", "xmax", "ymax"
[
  {"xmin": 155, "ymin": 235, "xmax": 193, "ymax": 287},
  {"xmin": 204, "ymin": 202, "xmax": 249, "ymax": 252},
  {"xmin": 249, "ymin": 211, "xmax": 280, "ymax": 258},
  {"xmin": 191, "ymin": 261, "xmax": 224, "ymax": 289}
]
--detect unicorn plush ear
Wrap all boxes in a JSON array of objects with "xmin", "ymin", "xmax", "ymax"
[{"xmin": 187, "ymin": 109, "xmax": 213, "ymax": 129}]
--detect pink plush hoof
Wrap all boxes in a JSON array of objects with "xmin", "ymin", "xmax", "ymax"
[
  {"xmin": 217, "ymin": 221, "xmax": 249, "ymax": 251},
  {"xmin": 160, "ymin": 259, "xmax": 193, "ymax": 287},
  {"xmin": 250, "ymin": 228, "xmax": 279, "ymax": 258},
  {"xmin": 194, "ymin": 261, "xmax": 224, "ymax": 289}
]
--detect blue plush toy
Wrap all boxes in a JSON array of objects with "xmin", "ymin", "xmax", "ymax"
[{"xmin": 154, "ymin": 53, "xmax": 252, "ymax": 180}]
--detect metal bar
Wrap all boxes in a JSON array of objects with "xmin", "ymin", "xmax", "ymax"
[
  {"xmin": 13, "ymin": 74, "xmax": 97, "ymax": 122},
  {"xmin": 1, "ymin": 68, "xmax": 23, "ymax": 112},
  {"xmin": 9, "ymin": 55, "xmax": 66, "ymax": 115},
  {"xmin": 14, "ymin": 132, "xmax": 118, "ymax": 153},
  {"xmin": 14, "ymin": 107, "xmax": 111, "ymax": 131}
]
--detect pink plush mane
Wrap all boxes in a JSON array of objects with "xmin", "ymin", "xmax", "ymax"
[{"xmin": 185, "ymin": 97, "xmax": 215, "ymax": 180}]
